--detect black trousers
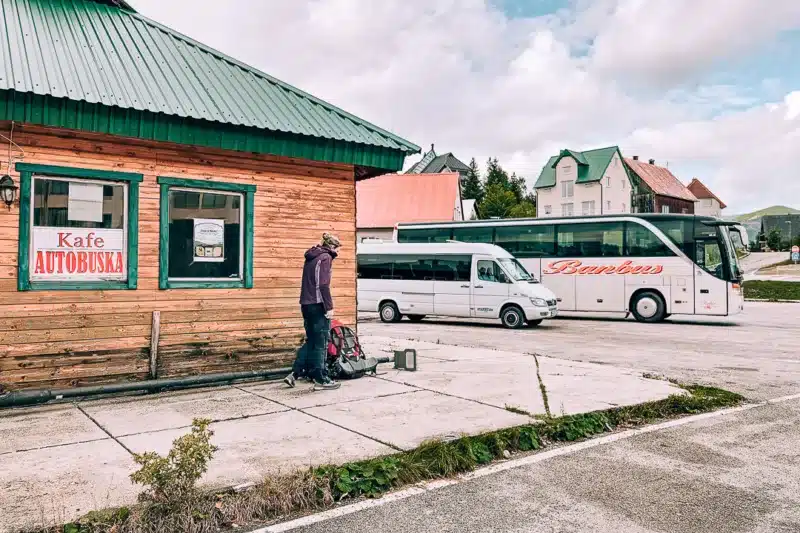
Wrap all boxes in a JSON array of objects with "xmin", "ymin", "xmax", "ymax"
[{"xmin": 292, "ymin": 303, "xmax": 330, "ymax": 382}]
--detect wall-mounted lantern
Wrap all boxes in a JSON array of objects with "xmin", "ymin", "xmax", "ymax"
[{"xmin": 0, "ymin": 175, "xmax": 18, "ymax": 209}]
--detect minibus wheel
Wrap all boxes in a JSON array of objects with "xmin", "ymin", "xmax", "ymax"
[
  {"xmin": 379, "ymin": 302, "xmax": 402, "ymax": 323},
  {"xmin": 500, "ymin": 305, "xmax": 525, "ymax": 329},
  {"xmin": 630, "ymin": 291, "xmax": 666, "ymax": 323},
  {"xmin": 407, "ymin": 315, "xmax": 426, "ymax": 323}
]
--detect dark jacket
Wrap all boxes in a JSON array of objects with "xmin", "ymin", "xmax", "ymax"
[{"xmin": 300, "ymin": 245, "xmax": 337, "ymax": 311}]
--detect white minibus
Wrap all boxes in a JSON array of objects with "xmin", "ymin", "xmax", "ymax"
[
  {"xmin": 395, "ymin": 214, "xmax": 744, "ymax": 323},
  {"xmin": 356, "ymin": 242, "xmax": 558, "ymax": 328}
]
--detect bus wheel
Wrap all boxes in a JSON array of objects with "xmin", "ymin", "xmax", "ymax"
[
  {"xmin": 379, "ymin": 302, "xmax": 402, "ymax": 323},
  {"xmin": 631, "ymin": 291, "xmax": 666, "ymax": 323},
  {"xmin": 407, "ymin": 315, "xmax": 426, "ymax": 323},
  {"xmin": 527, "ymin": 319, "xmax": 543, "ymax": 327},
  {"xmin": 501, "ymin": 306, "xmax": 525, "ymax": 329}
]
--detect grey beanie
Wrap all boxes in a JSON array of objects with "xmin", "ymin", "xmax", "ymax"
[{"xmin": 322, "ymin": 232, "xmax": 341, "ymax": 248}]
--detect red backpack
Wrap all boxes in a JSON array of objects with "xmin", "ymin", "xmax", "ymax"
[{"xmin": 326, "ymin": 320, "xmax": 377, "ymax": 379}]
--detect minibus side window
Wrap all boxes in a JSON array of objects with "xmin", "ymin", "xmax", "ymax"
[
  {"xmin": 391, "ymin": 255, "xmax": 436, "ymax": 280},
  {"xmin": 433, "ymin": 255, "xmax": 471, "ymax": 282},
  {"xmin": 556, "ymin": 222, "xmax": 623, "ymax": 257},
  {"xmin": 398, "ymin": 228, "xmax": 452, "ymax": 243},
  {"xmin": 495, "ymin": 225, "xmax": 555, "ymax": 257},
  {"xmin": 477, "ymin": 260, "xmax": 509, "ymax": 284},
  {"xmin": 357, "ymin": 254, "xmax": 393, "ymax": 279},
  {"xmin": 625, "ymin": 222, "xmax": 675, "ymax": 257}
]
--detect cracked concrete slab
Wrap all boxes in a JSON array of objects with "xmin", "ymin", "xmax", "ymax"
[
  {"xmin": 0, "ymin": 404, "xmax": 106, "ymax": 454},
  {"xmin": 119, "ymin": 410, "xmax": 394, "ymax": 486},
  {"xmin": 0, "ymin": 439, "xmax": 137, "ymax": 533},
  {"xmin": 241, "ymin": 375, "xmax": 417, "ymax": 409},
  {"xmin": 80, "ymin": 387, "xmax": 287, "ymax": 437},
  {"xmin": 304, "ymin": 390, "xmax": 531, "ymax": 450}
]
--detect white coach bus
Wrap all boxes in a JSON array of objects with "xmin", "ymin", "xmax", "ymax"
[
  {"xmin": 394, "ymin": 215, "xmax": 744, "ymax": 323},
  {"xmin": 356, "ymin": 242, "xmax": 559, "ymax": 328}
]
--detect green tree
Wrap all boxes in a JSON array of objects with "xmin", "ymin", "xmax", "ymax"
[
  {"xmin": 509, "ymin": 200, "xmax": 536, "ymax": 218},
  {"xmin": 508, "ymin": 172, "xmax": 527, "ymax": 203},
  {"xmin": 485, "ymin": 158, "xmax": 510, "ymax": 189},
  {"xmin": 481, "ymin": 183, "xmax": 517, "ymax": 219},
  {"xmin": 462, "ymin": 158, "xmax": 484, "ymax": 204},
  {"xmin": 767, "ymin": 228, "xmax": 782, "ymax": 251}
]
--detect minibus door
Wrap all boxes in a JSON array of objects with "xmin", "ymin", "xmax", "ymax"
[{"xmin": 472, "ymin": 256, "xmax": 511, "ymax": 319}]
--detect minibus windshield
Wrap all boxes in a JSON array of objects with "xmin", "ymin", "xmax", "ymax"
[{"xmin": 498, "ymin": 258, "xmax": 538, "ymax": 283}]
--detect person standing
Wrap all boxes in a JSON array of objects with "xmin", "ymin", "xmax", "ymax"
[{"xmin": 285, "ymin": 233, "xmax": 342, "ymax": 390}]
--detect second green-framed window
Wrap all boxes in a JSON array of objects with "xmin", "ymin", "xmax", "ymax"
[{"xmin": 158, "ymin": 177, "xmax": 255, "ymax": 289}]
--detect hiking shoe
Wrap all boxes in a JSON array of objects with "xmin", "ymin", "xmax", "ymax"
[
  {"xmin": 313, "ymin": 379, "xmax": 341, "ymax": 391},
  {"xmin": 283, "ymin": 373, "xmax": 296, "ymax": 388}
]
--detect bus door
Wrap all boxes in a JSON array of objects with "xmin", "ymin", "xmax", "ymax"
[
  {"xmin": 472, "ymin": 256, "xmax": 510, "ymax": 319},
  {"xmin": 693, "ymin": 238, "xmax": 729, "ymax": 315}
]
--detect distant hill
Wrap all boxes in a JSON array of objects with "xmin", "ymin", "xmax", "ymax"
[{"xmin": 734, "ymin": 205, "xmax": 800, "ymax": 222}]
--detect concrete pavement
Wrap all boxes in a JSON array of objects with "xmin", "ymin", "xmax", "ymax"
[{"xmin": 0, "ymin": 341, "xmax": 681, "ymax": 532}]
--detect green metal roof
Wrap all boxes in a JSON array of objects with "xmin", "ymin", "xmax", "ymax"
[
  {"xmin": 0, "ymin": 0, "xmax": 419, "ymax": 171},
  {"xmin": 534, "ymin": 146, "xmax": 621, "ymax": 188}
]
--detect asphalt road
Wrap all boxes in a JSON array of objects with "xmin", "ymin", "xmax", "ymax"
[{"xmin": 280, "ymin": 303, "xmax": 800, "ymax": 533}]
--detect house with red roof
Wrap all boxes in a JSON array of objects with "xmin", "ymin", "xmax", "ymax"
[
  {"xmin": 356, "ymin": 172, "xmax": 464, "ymax": 241},
  {"xmin": 625, "ymin": 157, "xmax": 697, "ymax": 214},
  {"xmin": 688, "ymin": 178, "xmax": 727, "ymax": 218}
]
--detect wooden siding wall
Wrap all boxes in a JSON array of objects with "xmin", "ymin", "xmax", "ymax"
[
  {"xmin": 0, "ymin": 124, "xmax": 357, "ymax": 390},
  {"xmin": 655, "ymin": 196, "xmax": 695, "ymax": 215}
]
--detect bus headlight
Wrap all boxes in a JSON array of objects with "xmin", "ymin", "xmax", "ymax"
[{"xmin": 531, "ymin": 298, "xmax": 547, "ymax": 307}]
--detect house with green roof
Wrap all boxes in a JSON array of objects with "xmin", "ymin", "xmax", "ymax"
[
  {"xmin": 533, "ymin": 146, "xmax": 634, "ymax": 217},
  {"xmin": 0, "ymin": 0, "xmax": 419, "ymax": 391}
]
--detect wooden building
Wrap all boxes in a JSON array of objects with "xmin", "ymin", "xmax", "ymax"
[
  {"xmin": 625, "ymin": 157, "xmax": 697, "ymax": 215},
  {"xmin": 0, "ymin": 0, "xmax": 418, "ymax": 390}
]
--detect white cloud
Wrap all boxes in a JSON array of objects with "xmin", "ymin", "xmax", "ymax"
[
  {"xmin": 130, "ymin": 0, "xmax": 800, "ymax": 213},
  {"xmin": 587, "ymin": 0, "xmax": 800, "ymax": 86}
]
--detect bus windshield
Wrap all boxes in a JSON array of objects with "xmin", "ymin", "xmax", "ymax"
[
  {"xmin": 722, "ymin": 227, "xmax": 743, "ymax": 281},
  {"xmin": 498, "ymin": 258, "xmax": 538, "ymax": 283}
]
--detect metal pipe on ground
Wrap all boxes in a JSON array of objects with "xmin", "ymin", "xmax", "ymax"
[{"xmin": 0, "ymin": 357, "xmax": 393, "ymax": 409}]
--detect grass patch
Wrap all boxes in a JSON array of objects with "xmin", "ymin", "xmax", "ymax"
[
  {"xmin": 504, "ymin": 404, "xmax": 534, "ymax": 416},
  {"xmin": 23, "ymin": 385, "xmax": 744, "ymax": 533},
  {"xmin": 743, "ymin": 280, "xmax": 800, "ymax": 301}
]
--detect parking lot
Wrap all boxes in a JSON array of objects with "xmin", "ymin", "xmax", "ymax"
[{"xmin": 360, "ymin": 301, "xmax": 800, "ymax": 400}]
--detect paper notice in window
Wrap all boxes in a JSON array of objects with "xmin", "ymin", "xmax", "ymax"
[
  {"xmin": 193, "ymin": 218, "xmax": 225, "ymax": 263},
  {"xmin": 68, "ymin": 182, "xmax": 104, "ymax": 223}
]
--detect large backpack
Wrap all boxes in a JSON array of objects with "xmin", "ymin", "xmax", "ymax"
[{"xmin": 326, "ymin": 320, "xmax": 378, "ymax": 379}]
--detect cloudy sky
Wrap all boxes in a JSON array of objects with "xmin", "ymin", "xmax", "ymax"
[{"xmin": 130, "ymin": 0, "xmax": 800, "ymax": 214}]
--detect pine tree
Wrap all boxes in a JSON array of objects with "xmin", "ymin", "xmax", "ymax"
[
  {"xmin": 461, "ymin": 158, "xmax": 484, "ymax": 204},
  {"xmin": 481, "ymin": 183, "xmax": 517, "ymax": 219},
  {"xmin": 485, "ymin": 158, "xmax": 510, "ymax": 189},
  {"xmin": 508, "ymin": 172, "xmax": 527, "ymax": 203}
]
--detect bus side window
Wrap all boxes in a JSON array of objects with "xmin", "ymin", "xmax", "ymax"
[
  {"xmin": 625, "ymin": 222, "xmax": 675, "ymax": 256},
  {"xmin": 556, "ymin": 222, "xmax": 623, "ymax": 257},
  {"xmin": 452, "ymin": 227, "xmax": 493, "ymax": 243},
  {"xmin": 495, "ymin": 225, "xmax": 555, "ymax": 257},
  {"xmin": 398, "ymin": 228, "xmax": 452, "ymax": 243}
]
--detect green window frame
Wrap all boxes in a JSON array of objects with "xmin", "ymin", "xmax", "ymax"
[
  {"xmin": 16, "ymin": 163, "xmax": 143, "ymax": 291},
  {"xmin": 157, "ymin": 176, "xmax": 256, "ymax": 289}
]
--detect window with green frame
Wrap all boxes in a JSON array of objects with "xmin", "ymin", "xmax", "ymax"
[
  {"xmin": 15, "ymin": 163, "xmax": 143, "ymax": 291},
  {"xmin": 158, "ymin": 177, "xmax": 256, "ymax": 289}
]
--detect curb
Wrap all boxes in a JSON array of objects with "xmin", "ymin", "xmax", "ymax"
[{"xmin": 745, "ymin": 298, "xmax": 800, "ymax": 303}]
